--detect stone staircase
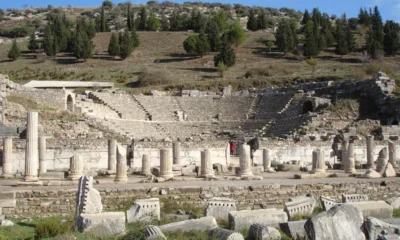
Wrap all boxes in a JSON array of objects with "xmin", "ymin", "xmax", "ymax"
[
  {"xmin": 131, "ymin": 96, "xmax": 152, "ymax": 120},
  {"xmin": 75, "ymin": 96, "xmax": 120, "ymax": 119}
]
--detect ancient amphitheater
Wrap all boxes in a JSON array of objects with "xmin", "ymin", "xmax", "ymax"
[{"xmin": 1, "ymin": 72, "xmax": 400, "ymax": 239}]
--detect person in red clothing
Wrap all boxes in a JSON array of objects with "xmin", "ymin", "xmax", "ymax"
[{"xmin": 230, "ymin": 141, "xmax": 235, "ymax": 155}]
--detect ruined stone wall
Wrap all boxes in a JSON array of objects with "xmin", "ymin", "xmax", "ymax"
[
  {"xmin": 9, "ymin": 89, "xmax": 66, "ymax": 110},
  {"xmin": 4, "ymin": 179, "xmax": 400, "ymax": 217}
]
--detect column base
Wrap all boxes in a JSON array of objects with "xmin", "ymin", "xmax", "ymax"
[
  {"xmin": 24, "ymin": 176, "xmax": 40, "ymax": 182},
  {"xmin": 141, "ymin": 171, "xmax": 152, "ymax": 176},
  {"xmin": 264, "ymin": 168, "xmax": 276, "ymax": 173},
  {"xmin": 160, "ymin": 173, "xmax": 174, "ymax": 179},
  {"xmin": 18, "ymin": 181, "xmax": 43, "ymax": 186},
  {"xmin": 345, "ymin": 169, "xmax": 357, "ymax": 174},
  {"xmin": 0, "ymin": 174, "xmax": 14, "ymax": 178},
  {"xmin": 67, "ymin": 174, "xmax": 83, "ymax": 181},
  {"xmin": 114, "ymin": 177, "xmax": 128, "ymax": 183}
]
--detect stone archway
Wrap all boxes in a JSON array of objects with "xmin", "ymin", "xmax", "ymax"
[
  {"xmin": 67, "ymin": 95, "xmax": 74, "ymax": 112},
  {"xmin": 302, "ymin": 101, "xmax": 313, "ymax": 114}
]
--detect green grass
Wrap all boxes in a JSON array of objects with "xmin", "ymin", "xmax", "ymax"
[{"xmin": 393, "ymin": 208, "xmax": 400, "ymax": 218}]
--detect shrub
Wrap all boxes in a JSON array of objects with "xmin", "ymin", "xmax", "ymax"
[
  {"xmin": 183, "ymin": 35, "xmax": 198, "ymax": 55},
  {"xmin": 365, "ymin": 62, "xmax": 394, "ymax": 76},
  {"xmin": 244, "ymin": 65, "xmax": 293, "ymax": 78},
  {"xmin": 8, "ymin": 40, "xmax": 21, "ymax": 61},
  {"xmin": 35, "ymin": 217, "xmax": 73, "ymax": 238},
  {"xmin": 0, "ymin": 25, "xmax": 32, "ymax": 38},
  {"xmin": 393, "ymin": 208, "xmax": 400, "ymax": 218},
  {"xmin": 217, "ymin": 62, "xmax": 228, "ymax": 78},
  {"xmin": 137, "ymin": 68, "xmax": 175, "ymax": 87}
]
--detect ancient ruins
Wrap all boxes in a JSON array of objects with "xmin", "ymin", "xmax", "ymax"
[{"xmin": 1, "ymin": 71, "xmax": 400, "ymax": 238}]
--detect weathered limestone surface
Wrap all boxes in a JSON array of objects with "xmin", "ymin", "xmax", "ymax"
[
  {"xmin": 76, "ymin": 176, "xmax": 102, "ymax": 215},
  {"xmin": 209, "ymin": 228, "xmax": 244, "ymax": 240},
  {"xmin": 279, "ymin": 220, "xmax": 307, "ymax": 240},
  {"xmin": 320, "ymin": 196, "xmax": 339, "ymax": 211},
  {"xmin": 248, "ymin": 223, "xmax": 281, "ymax": 240},
  {"xmin": 144, "ymin": 225, "xmax": 167, "ymax": 240},
  {"xmin": 263, "ymin": 149, "xmax": 275, "ymax": 173},
  {"xmin": 349, "ymin": 201, "xmax": 393, "ymax": 218},
  {"xmin": 76, "ymin": 212, "xmax": 125, "ymax": 236},
  {"xmin": 361, "ymin": 169, "xmax": 382, "ymax": 179},
  {"xmin": 173, "ymin": 142, "xmax": 181, "ymax": 165},
  {"xmin": 200, "ymin": 149, "xmax": 214, "ymax": 178},
  {"xmin": 159, "ymin": 216, "xmax": 218, "ymax": 233},
  {"xmin": 383, "ymin": 163, "xmax": 396, "ymax": 177},
  {"xmin": 228, "ymin": 209, "xmax": 288, "ymax": 231},
  {"xmin": 304, "ymin": 204, "xmax": 365, "ymax": 240},
  {"xmin": 376, "ymin": 148, "xmax": 388, "ymax": 173},
  {"xmin": 126, "ymin": 198, "xmax": 160, "ymax": 223},
  {"xmin": 107, "ymin": 139, "xmax": 117, "ymax": 174},
  {"xmin": 388, "ymin": 141, "xmax": 398, "ymax": 168},
  {"xmin": 1, "ymin": 137, "xmax": 13, "ymax": 178},
  {"xmin": 284, "ymin": 195, "xmax": 316, "ymax": 219},
  {"xmin": 68, "ymin": 155, "xmax": 83, "ymax": 181},
  {"xmin": 238, "ymin": 144, "xmax": 253, "ymax": 177},
  {"xmin": 115, "ymin": 144, "xmax": 128, "ymax": 183},
  {"xmin": 39, "ymin": 136, "xmax": 47, "ymax": 174},
  {"xmin": 0, "ymin": 191, "xmax": 16, "ymax": 208},
  {"xmin": 341, "ymin": 140, "xmax": 349, "ymax": 170},
  {"xmin": 365, "ymin": 217, "xmax": 400, "ymax": 240},
  {"xmin": 205, "ymin": 197, "xmax": 236, "ymax": 220},
  {"xmin": 24, "ymin": 112, "xmax": 39, "ymax": 182},
  {"xmin": 159, "ymin": 149, "xmax": 173, "ymax": 179},
  {"xmin": 346, "ymin": 140, "xmax": 356, "ymax": 173},
  {"xmin": 366, "ymin": 136, "xmax": 374, "ymax": 169},
  {"xmin": 342, "ymin": 194, "xmax": 369, "ymax": 203},
  {"xmin": 310, "ymin": 149, "xmax": 325, "ymax": 174},
  {"xmin": 142, "ymin": 154, "xmax": 151, "ymax": 176}
]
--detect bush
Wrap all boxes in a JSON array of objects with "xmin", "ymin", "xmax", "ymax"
[
  {"xmin": 137, "ymin": 68, "xmax": 175, "ymax": 87},
  {"xmin": 0, "ymin": 25, "xmax": 32, "ymax": 38},
  {"xmin": 244, "ymin": 65, "xmax": 293, "ymax": 78},
  {"xmin": 183, "ymin": 35, "xmax": 198, "ymax": 55},
  {"xmin": 365, "ymin": 62, "xmax": 394, "ymax": 76},
  {"xmin": 35, "ymin": 217, "xmax": 73, "ymax": 238},
  {"xmin": 217, "ymin": 62, "xmax": 227, "ymax": 77},
  {"xmin": 393, "ymin": 208, "xmax": 400, "ymax": 218}
]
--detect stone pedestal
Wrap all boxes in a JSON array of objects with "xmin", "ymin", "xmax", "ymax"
[
  {"xmin": 366, "ymin": 136, "xmax": 374, "ymax": 169},
  {"xmin": 310, "ymin": 149, "xmax": 325, "ymax": 173},
  {"xmin": 107, "ymin": 139, "xmax": 117, "ymax": 175},
  {"xmin": 142, "ymin": 154, "xmax": 151, "ymax": 176},
  {"xmin": 376, "ymin": 147, "xmax": 388, "ymax": 173},
  {"xmin": 24, "ymin": 112, "xmax": 40, "ymax": 182},
  {"xmin": 39, "ymin": 136, "xmax": 47, "ymax": 174},
  {"xmin": 173, "ymin": 142, "xmax": 181, "ymax": 165},
  {"xmin": 238, "ymin": 144, "xmax": 253, "ymax": 177},
  {"xmin": 1, "ymin": 137, "xmax": 13, "ymax": 178},
  {"xmin": 115, "ymin": 144, "xmax": 128, "ymax": 183},
  {"xmin": 263, "ymin": 149, "xmax": 275, "ymax": 173},
  {"xmin": 388, "ymin": 141, "xmax": 398, "ymax": 168},
  {"xmin": 345, "ymin": 140, "xmax": 356, "ymax": 173},
  {"xmin": 200, "ymin": 149, "xmax": 214, "ymax": 178},
  {"xmin": 160, "ymin": 149, "xmax": 173, "ymax": 179},
  {"xmin": 341, "ymin": 140, "xmax": 349, "ymax": 170},
  {"xmin": 68, "ymin": 155, "xmax": 83, "ymax": 181}
]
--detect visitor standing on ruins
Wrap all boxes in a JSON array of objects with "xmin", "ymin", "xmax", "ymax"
[{"xmin": 230, "ymin": 142, "xmax": 236, "ymax": 155}]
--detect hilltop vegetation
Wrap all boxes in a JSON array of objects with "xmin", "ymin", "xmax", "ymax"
[{"xmin": 0, "ymin": 1, "xmax": 398, "ymax": 93}]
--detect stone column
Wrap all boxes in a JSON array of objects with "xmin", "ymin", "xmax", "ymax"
[
  {"xmin": 173, "ymin": 142, "xmax": 181, "ymax": 165},
  {"xmin": 160, "ymin": 149, "xmax": 174, "ymax": 179},
  {"xmin": 24, "ymin": 112, "xmax": 39, "ymax": 182},
  {"xmin": 200, "ymin": 149, "xmax": 214, "ymax": 178},
  {"xmin": 238, "ymin": 144, "xmax": 253, "ymax": 177},
  {"xmin": 345, "ymin": 140, "xmax": 356, "ymax": 173},
  {"xmin": 68, "ymin": 154, "xmax": 83, "ymax": 181},
  {"xmin": 310, "ymin": 149, "xmax": 325, "ymax": 173},
  {"xmin": 225, "ymin": 143, "xmax": 230, "ymax": 166},
  {"xmin": 39, "ymin": 136, "xmax": 47, "ymax": 174},
  {"xmin": 366, "ymin": 135, "xmax": 374, "ymax": 169},
  {"xmin": 115, "ymin": 144, "xmax": 128, "ymax": 183},
  {"xmin": 388, "ymin": 141, "xmax": 398, "ymax": 168},
  {"xmin": 263, "ymin": 149, "xmax": 275, "ymax": 173},
  {"xmin": 376, "ymin": 147, "xmax": 388, "ymax": 172},
  {"xmin": 142, "ymin": 154, "xmax": 151, "ymax": 176},
  {"xmin": 341, "ymin": 140, "xmax": 349, "ymax": 170},
  {"xmin": 107, "ymin": 139, "xmax": 117, "ymax": 174},
  {"xmin": 1, "ymin": 137, "xmax": 13, "ymax": 178}
]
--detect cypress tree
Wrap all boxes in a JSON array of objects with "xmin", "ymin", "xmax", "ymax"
[
  {"xmin": 214, "ymin": 36, "xmax": 236, "ymax": 67},
  {"xmin": 138, "ymin": 7, "xmax": 147, "ymax": 30},
  {"xmin": 366, "ymin": 6, "xmax": 384, "ymax": 57},
  {"xmin": 72, "ymin": 21, "xmax": 94, "ymax": 60},
  {"xmin": 119, "ymin": 31, "xmax": 133, "ymax": 59},
  {"xmin": 28, "ymin": 32, "xmax": 39, "ymax": 53},
  {"xmin": 302, "ymin": 9, "xmax": 311, "ymax": 25},
  {"xmin": 304, "ymin": 20, "xmax": 319, "ymax": 57},
  {"xmin": 206, "ymin": 17, "xmax": 221, "ymax": 52},
  {"xmin": 196, "ymin": 30, "xmax": 210, "ymax": 57},
  {"xmin": 335, "ymin": 19, "xmax": 349, "ymax": 57},
  {"xmin": 257, "ymin": 9, "xmax": 267, "ymax": 30},
  {"xmin": 312, "ymin": 8, "xmax": 322, "ymax": 27},
  {"xmin": 43, "ymin": 24, "xmax": 57, "ymax": 56},
  {"xmin": 247, "ymin": 10, "xmax": 257, "ymax": 31},
  {"xmin": 131, "ymin": 29, "xmax": 140, "ymax": 49},
  {"xmin": 290, "ymin": 18, "xmax": 298, "ymax": 46},
  {"xmin": 318, "ymin": 34, "xmax": 327, "ymax": 51},
  {"xmin": 108, "ymin": 32, "xmax": 120, "ymax": 57},
  {"xmin": 100, "ymin": 5, "xmax": 107, "ymax": 32},
  {"xmin": 8, "ymin": 39, "xmax": 21, "ymax": 60},
  {"xmin": 384, "ymin": 20, "xmax": 400, "ymax": 55},
  {"xmin": 127, "ymin": 2, "xmax": 134, "ymax": 31},
  {"xmin": 183, "ymin": 35, "xmax": 198, "ymax": 55}
]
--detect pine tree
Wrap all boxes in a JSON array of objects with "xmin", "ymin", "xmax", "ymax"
[
  {"xmin": 318, "ymin": 34, "xmax": 327, "ymax": 51},
  {"xmin": 119, "ymin": 31, "xmax": 133, "ymax": 59},
  {"xmin": 108, "ymin": 32, "xmax": 120, "ymax": 57},
  {"xmin": 72, "ymin": 21, "xmax": 94, "ymax": 60},
  {"xmin": 147, "ymin": 13, "xmax": 160, "ymax": 31},
  {"xmin": 214, "ymin": 36, "xmax": 236, "ymax": 67},
  {"xmin": 335, "ymin": 19, "xmax": 349, "ymax": 57},
  {"xmin": 312, "ymin": 8, "xmax": 322, "ymax": 27},
  {"xmin": 43, "ymin": 24, "xmax": 57, "ymax": 56},
  {"xmin": 303, "ymin": 20, "xmax": 319, "ymax": 57},
  {"xmin": 87, "ymin": 19, "xmax": 97, "ymax": 39},
  {"xmin": 131, "ymin": 29, "xmax": 140, "ymax": 49},
  {"xmin": 302, "ymin": 9, "xmax": 311, "ymax": 25},
  {"xmin": 383, "ymin": 20, "xmax": 400, "ymax": 55},
  {"xmin": 100, "ymin": 5, "xmax": 107, "ymax": 32},
  {"xmin": 206, "ymin": 17, "xmax": 221, "ymax": 52},
  {"xmin": 127, "ymin": 2, "xmax": 134, "ymax": 31},
  {"xmin": 257, "ymin": 10, "xmax": 267, "ymax": 30},
  {"xmin": 8, "ymin": 39, "xmax": 21, "ymax": 60},
  {"xmin": 196, "ymin": 30, "xmax": 210, "ymax": 57},
  {"xmin": 276, "ymin": 19, "xmax": 295, "ymax": 54},
  {"xmin": 345, "ymin": 21, "xmax": 355, "ymax": 52},
  {"xmin": 28, "ymin": 32, "xmax": 39, "ymax": 53},
  {"xmin": 138, "ymin": 7, "xmax": 147, "ymax": 30},
  {"xmin": 183, "ymin": 35, "xmax": 198, "ymax": 55},
  {"xmin": 366, "ymin": 6, "xmax": 384, "ymax": 57},
  {"xmin": 247, "ymin": 10, "xmax": 258, "ymax": 31},
  {"xmin": 290, "ymin": 18, "xmax": 298, "ymax": 46},
  {"xmin": 227, "ymin": 20, "xmax": 247, "ymax": 49}
]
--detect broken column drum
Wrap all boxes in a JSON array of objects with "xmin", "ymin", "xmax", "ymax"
[
  {"xmin": 142, "ymin": 154, "xmax": 151, "ymax": 176},
  {"xmin": 388, "ymin": 141, "xmax": 398, "ymax": 168},
  {"xmin": 345, "ymin": 140, "xmax": 356, "ymax": 173},
  {"xmin": 366, "ymin": 135, "xmax": 374, "ymax": 169},
  {"xmin": 341, "ymin": 140, "xmax": 349, "ymax": 170},
  {"xmin": 263, "ymin": 149, "xmax": 275, "ymax": 173},
  {"xmin": 24, "ymin": 112, "xmax": 39, "ymax": 182},
  {"xmin": 160, "ymin": 149, "xmax": 174, "ymax": 179},
  {"xmin": 200, "ymin": 149, "xmax": 214, "ymax": 178},
  {"xmin": 311, "ymin": 149, "xmax": 325, "ymax": 173},
  {"xmin": 68, "ymin": 154, "xmax": 83, "ymax": 181},
  {"xmin": 238, "ymin": 144, "xmax": 253, "ymax": 177},
  {"xmin": 115, "ymin": 145, "xmax": 128, "ymax": 183},
  {"xmin": 1, "ymin": 137, "xmax": 13, "ymax": 178},
  {"xmin": 107, "ymin": 139, "xmax": 117, "ymax": 174},
  {"xmin": 173, "ymin": 142, "xmax": 181, "ymax": 165},
  {"xmin": 376, "ymin": 147, "xmax": 388, "ymax": 172},
  {"xmin": 39, "ymin": 136, "xmax": 47, "ymax": 174}
]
